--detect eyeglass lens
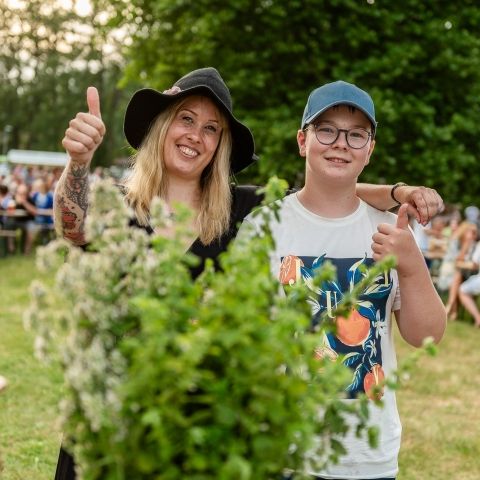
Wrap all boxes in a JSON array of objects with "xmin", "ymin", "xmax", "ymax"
[{"xmin": 313, "ymin": 124, "xmax": 371, "ymax": 149}]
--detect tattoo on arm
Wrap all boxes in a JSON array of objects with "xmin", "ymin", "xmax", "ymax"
[
  {"xmin": 54, "ymin": 163, "xmax": 90, "ymax": 245},
  {"xmin": 65, "ymin": 163, "xmax": 90, "ymax": 214}
]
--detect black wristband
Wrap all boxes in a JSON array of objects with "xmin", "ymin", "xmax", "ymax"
[{"xmin": 391, "ymin": 182, "xmax": 408, "ymax": 205}]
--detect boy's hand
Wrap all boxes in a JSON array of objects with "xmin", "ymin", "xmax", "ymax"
[
  {"xmin": 394, "ymin": 185, "xmax": 444, "ymax": 226},
  {"xmin": 62, "ymin": 87, "xmax": 106, "ymax": 166},
  {"xmin": 372, "ymin": 204, "xmax": 424, "ymax": 276}
]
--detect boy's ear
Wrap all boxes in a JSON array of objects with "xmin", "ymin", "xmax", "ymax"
[
  {"xmin": 365, "ymin": 139, "xmax": 375, "ymax": 165},
  {"xmin": 297, "ymin": 129, "xmax": 307, "ymax": 157}
]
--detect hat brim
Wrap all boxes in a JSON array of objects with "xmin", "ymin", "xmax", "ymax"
[{"xmin": 124, "ymin": 86, "xmax": 256, "ymax": 174}]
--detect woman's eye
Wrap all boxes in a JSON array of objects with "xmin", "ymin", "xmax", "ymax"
[
  {"xmin": 205, "ymin": 125, "xmax": 218, "ymax": 134},
  {"xmin": 181, "ymin": 115, "xmax": 193, "ymax": 124}
]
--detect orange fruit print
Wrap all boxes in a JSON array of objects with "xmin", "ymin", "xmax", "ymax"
[
  {"xmin": 279, "ymin": 255, "xmax": 304, "ymax": 285},
  {"xmin": 363, "ymin": 364, "xmax": 385, "ymax": 400},
  {"xmin": 336, "ymin": 308, "xmax": 370, "ymax": 346}
]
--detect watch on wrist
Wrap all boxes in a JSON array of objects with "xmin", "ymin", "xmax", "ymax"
[{"xmin": 391, "ymin": 182, "xmax": 408, "ymax": 205}]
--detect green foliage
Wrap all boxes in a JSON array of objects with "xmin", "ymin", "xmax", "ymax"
[
  {"xmin": 102, "ymin": 0, "xmax": 480, "ymax": 205},
  {"xmin": 0, "ymin": 0, "xmax": 128, "ymax": 165},
  {"xmin": 25, "ymin": 178, "xmax": 384, "ymax": 479}
]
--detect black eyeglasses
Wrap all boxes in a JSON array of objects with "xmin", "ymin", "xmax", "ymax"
[{"xmin": 308, "ymin": 123, "xmax": 373, "ymax": 149}]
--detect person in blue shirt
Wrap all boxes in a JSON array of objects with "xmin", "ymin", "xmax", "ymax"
[{"xmin": 25, "ymin": 178, "xmax": 54, "ymax": 254}]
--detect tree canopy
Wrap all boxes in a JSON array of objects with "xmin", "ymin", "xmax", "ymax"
[
  {"xmin": 0, "ymin": 0, "xmax": 128, "ymax": 166},
  {"xmin": 1, "ymin": 1, "xmax": 479, "ymax": 204},
  {"xmin": 101, "ymin": 0, "xmax": 480, "ymax": 205}
]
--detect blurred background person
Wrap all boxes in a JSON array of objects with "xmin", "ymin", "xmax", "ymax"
[
  {"xmin": 437, "ymin": 221, "xmax": 479, "ymax": 320},
  {"xmin": 2, "ymin": 183, "xmax": 36, "ymax": 254}
]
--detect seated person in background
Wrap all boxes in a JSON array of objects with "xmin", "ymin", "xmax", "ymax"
[
  {"xmin": 0, "ymin": 184, "xmax": 12, "ymax": 227},
  {"xmin": 426, "ymin": 216, "xmax": 448, "ymax": 260},
  {"xmin": 0, "ymin": 184, "xmax": 11, "ymax": 210},
  {"xmin": 458, "ymin": 248, "xmax": 480, "ymax": 327},
  {"xmin": 2, "ymin": 183, "xmax": 36, "ymax": 254},
  {"xmin": 412, "ymin": 218, "xmax": 432, "ymax": 267},
  {"xmin": 438, "ymin": 221, "xmax": 479, "ymax": 320},
  {"xmin": 412, "ymin": 215, "xmax": 447, "ymax": 270},
  {"xmin": 464, "ymin": 205, "xmax": 480, "ymax": 230},
  {"xmin": 24, "ymin": 178, "xmax": 54, "ymax": 254}
]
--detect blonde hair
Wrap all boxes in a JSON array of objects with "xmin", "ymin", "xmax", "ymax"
[{"xmin": 123, "ymin": 96, "xmax": 233, "ymax": 245}]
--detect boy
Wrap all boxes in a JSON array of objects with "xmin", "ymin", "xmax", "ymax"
[{"xmin": 240, "ymin": 81, "xmax": 446, "ymax": 479}]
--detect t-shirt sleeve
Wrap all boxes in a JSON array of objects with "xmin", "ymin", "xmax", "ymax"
[{"xmin": 236, "ymin": 214, "xmax": 262, "ymax": 242}]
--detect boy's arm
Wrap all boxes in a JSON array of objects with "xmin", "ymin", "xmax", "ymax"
[
  {"xmin": 54, "ymin": 87, "xmax": 105, "ymax": 245},
  {"xmin": 372, "ymin": 204, "xmax": 447, "ymax": 347},
  {"xmin": 356, "ymin": 183, "xmax": 443, "ymax": 226}
]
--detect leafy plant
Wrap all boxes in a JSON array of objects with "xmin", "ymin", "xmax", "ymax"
[{"xmin": 26, "ymin": 178, "xmax": 394, "ymax": 479}]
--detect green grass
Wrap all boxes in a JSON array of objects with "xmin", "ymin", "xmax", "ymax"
[
  {"xmin": 0, "ymin": 254, "xmax": 63, "ymax": 480},
  {"xmin": 396, "ymin": 320, "xmax": 480, "ymax": 480},
  {"xmin": 1, "ymin": 254, "xmax": 479, "ymax": 479}
]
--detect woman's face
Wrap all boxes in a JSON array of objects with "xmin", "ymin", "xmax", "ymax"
[{"xmin": 163, "ymin": 95, "xmax": 223, "ymax": 182}]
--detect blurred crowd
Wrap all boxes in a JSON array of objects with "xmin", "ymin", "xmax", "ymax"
[
  {"xmin": 0, "ymin": 164, "xmax": 64, "ymax": 255},
  {"xmin": 412, "ymin": 204, "xmax": 480, "ymax": 327},
  {"xmin": 0, "ymin": 164, "xmax": 106, "ymax": 256}
]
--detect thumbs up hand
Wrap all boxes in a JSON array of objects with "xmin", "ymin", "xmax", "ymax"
[
  {"xmin": 395, "ymin": 203, "xmax": 410, "ymax": 230},
  {"xmin": 371, "ymin": 204, "xmax": 424, "ymax": 276},
  {"xmin": 62, "ymin": 87, "xmax": 106, "ymax": 165}
]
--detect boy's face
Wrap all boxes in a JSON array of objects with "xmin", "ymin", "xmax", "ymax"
[{"xmin": 297, "ymin": 104, "xmax": 375, "ymax": 186}]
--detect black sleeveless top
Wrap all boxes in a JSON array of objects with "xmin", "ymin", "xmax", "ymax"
[
  {"xmin": 189, "ymin": 185, "xmax": 263, "ymax": 277},
  {"xmin": 128, "ymin": 184, "xmax": 263, "ymax": 278}
]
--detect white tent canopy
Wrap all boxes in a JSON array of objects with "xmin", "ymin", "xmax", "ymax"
[{"xmin": 7, "ymin": 149, "xmax": 68, "ymax": 167}]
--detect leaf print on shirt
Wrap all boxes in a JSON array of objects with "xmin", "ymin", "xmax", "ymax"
[{"xmin": 278, "ymin": 254, "xmax": 393, "ymax": 398}]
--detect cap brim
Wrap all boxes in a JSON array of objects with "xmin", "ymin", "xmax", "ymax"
[
  {"xmin": 302, "ymin": 100, "xmax": 377, "ymax": 132},
  {"xmin": 124, "ymin": 86, "xmax": 256, "ymax": 174}
]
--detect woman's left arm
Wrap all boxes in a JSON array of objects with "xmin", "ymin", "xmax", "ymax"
[{"xmin": 356, "ymin": 183, "xmax": 444, "ymax": 226}]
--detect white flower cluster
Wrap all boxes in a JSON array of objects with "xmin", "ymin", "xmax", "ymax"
[{"xmin": 24, "ymin": 179, "xmax": 187, "ymax": 447}]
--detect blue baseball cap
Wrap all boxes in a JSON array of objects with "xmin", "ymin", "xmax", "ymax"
[{"xmin": 301, "ymin": 80, "xmax": 377, "ymax": 134}]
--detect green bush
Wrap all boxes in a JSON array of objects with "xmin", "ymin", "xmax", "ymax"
[{"xmin": 25, "ymin": 179, "xmax": 383, "ymax": 480}]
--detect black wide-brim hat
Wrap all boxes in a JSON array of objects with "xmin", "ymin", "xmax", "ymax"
[{"xmin": 123, "ymin": 67, "xmax": 256, "ymax": 174}]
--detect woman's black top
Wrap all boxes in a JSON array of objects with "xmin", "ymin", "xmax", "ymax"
[{"xmin": 54, "ymin": 185, "xmax": 262, "ymax": 479}]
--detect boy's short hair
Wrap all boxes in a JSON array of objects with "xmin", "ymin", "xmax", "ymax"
[{"xmin": 301, "ymin": 80, "xmax": 377, "ymax": 134}]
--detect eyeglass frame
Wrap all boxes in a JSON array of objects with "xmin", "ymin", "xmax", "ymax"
[{"xmin": 304, "ymin": 122, "xmax": 375, "ymax": 150}]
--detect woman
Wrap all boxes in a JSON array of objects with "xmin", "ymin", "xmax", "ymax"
[
  {"xmin": 439, "ymin": 221, "xmax": 479, "ymax": 319},
  {"xmin": 54, "ymin": 67, "xmax": 443, "ymax": 479}
]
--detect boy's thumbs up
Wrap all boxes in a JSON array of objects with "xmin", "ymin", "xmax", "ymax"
[
  {"xmin": 87, "ymin": 86, "xmax": 101, "ymax": 119},
  {"xmin": 396, "ymin": 203, "xmax": 410, "ymax": 230}
]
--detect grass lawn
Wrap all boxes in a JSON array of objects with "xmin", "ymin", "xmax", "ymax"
[
  {"xmin": 1, "ymin": 254, "xmax": 480, "ymax": 479},
  {"xmin": 396, "ymin": 319, "xmax": 480, "ymax": 479},
  {"xmin": 0, "ymin": 254, "xmax": 63, "ymax": 479}
]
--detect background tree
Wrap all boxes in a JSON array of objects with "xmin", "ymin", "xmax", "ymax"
[
  {"xmin": 100, "ymin": 0, "xmax": 480, "ymax": 206},
  {"xmin": 0, "ymin": 0, "xmax": 129, "ymax": 166}
]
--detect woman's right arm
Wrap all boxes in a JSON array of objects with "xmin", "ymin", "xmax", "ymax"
[{"xmin": 54, "ymin": 87, "xmax": 105, "ymax": 245}]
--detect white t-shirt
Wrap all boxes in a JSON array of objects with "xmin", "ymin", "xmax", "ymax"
[{"xmin": 240, "ymin": 193, "xmax": 402, "ymax": 479}]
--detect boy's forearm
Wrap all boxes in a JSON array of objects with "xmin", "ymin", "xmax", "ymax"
[
  {"xmin": 395, "ymin": 265, "xmax": 447, "ymax": 347},
  {"xmin": 54, "ymin": 161, "xmax": 90, "ymax": 246}
]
